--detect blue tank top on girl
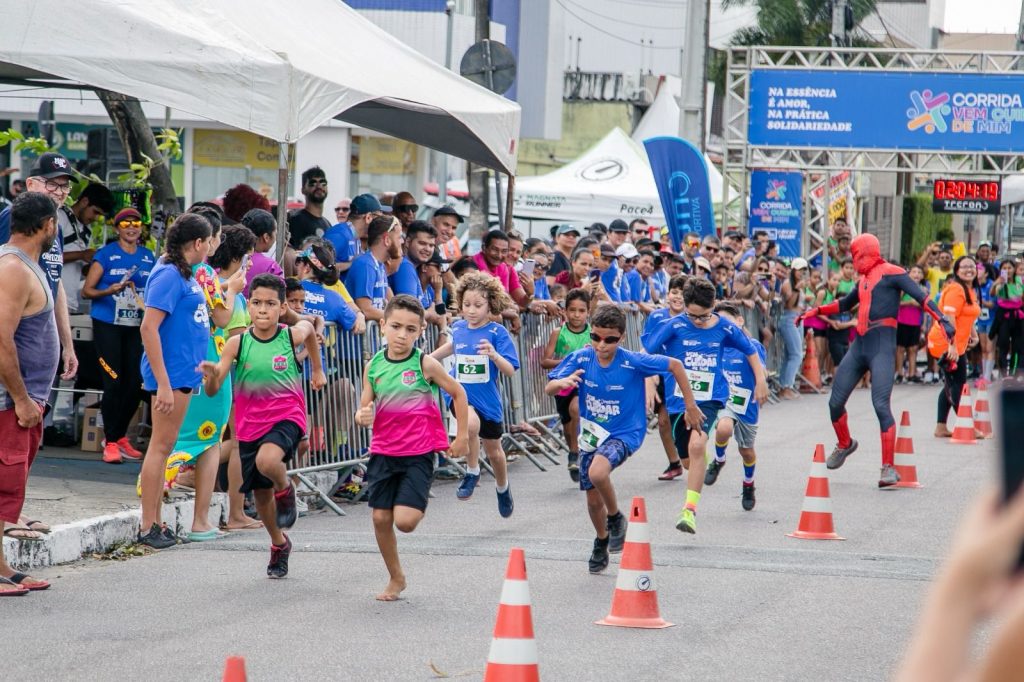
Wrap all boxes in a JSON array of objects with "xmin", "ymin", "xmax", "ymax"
[
  {"xmin": 140, "ymin": 259, "xmax": 210, "ymax": 391},
  {"xmin": 447, "ymin": 319, "xmax": 519, "ymax": 423},
  {"xmin": 977, "ymin": 280, "xmax": 993, "ymax": 332},
  {"xmin": 721, "ymin": 341, "xmax": 766, "ymax": 425},
  {"xmin": 89, "ymin": 242, "xmax": 156, "ymax": 325}
]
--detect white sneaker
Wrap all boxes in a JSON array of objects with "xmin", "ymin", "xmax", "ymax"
[{"xmin": 923, "ymin": 371, "xmax": 934, "ymax": 383}]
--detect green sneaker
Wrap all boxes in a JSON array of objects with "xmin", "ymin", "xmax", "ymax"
[{"xmin": 675, "ymin": 507, "xmax": 697, "ymax": 534}]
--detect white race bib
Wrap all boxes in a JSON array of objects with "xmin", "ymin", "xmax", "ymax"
[
  {"xmin": 727, "ymin": 385, "xmax": 752, "ymax": 416},
  {"xmin": 675, "ymin": 369, "xmax": 715, "ymax": 402},
  {"xmin": 455, "ymin": 354, "xmax": 490, "ymax": 384},
  {"xmin": 113, "ymin": 292, "xmax": 143, "ymax": 327},
  {"xmin": 979, "ymin": 308, "xmax": 990, "ymax": 321},
  {"xmin": 579, "ymin": 418, "xmax": 611, "ymax": 452}
]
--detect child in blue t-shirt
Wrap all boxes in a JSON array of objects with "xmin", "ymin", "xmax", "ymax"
[
  {"xmin": 547, "ymin": 304, "xmax": 701, "ymax": 574},
  {"xmin": 644, "ymin": 277, "xmax": 768, "ymax": 535},
  {"xmin": 703, "ymin": 301, "xmax": 767, "ymax": 513},
  {"xmin": 430, "ymin": 272, "xmax": 520, "ymax": 517}
]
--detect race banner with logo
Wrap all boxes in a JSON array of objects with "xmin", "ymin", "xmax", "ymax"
[
  {"xmin": 643, "ymin": 136, "xmax": 716, "ymax": 250},
  {"xmin": 747, "ymin": 70, "xmax": 1024, "ymax": 152},
  {"xmin": 748, "ymin": 170, "xmax": 803, "ymax": 258}
]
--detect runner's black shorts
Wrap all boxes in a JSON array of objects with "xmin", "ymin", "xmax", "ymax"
[
  {"xmin": 554, "ymin": 388, "xmax": 578, "ymax": 424},
  {"xmin": 366, "ymin": 452, "xmax": 434, "ymax": 512},
  {"xmin": 238, "ymin": 420, "xmax": 302, "ymax": 493},
  {"xmin": 669, "ymin": 401, "xmax": 723, "ymax": 458}
]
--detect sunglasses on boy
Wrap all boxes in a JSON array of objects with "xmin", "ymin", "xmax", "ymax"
[{"xmin": 589, "ymin": 332, "xmax": 621, "ymax": 344}]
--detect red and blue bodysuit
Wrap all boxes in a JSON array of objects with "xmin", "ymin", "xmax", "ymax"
[{"xmin": 799, "ymin": 234, "xmax": 953, "ymax": 486}]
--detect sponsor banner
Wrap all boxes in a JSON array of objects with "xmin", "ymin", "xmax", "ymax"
[
  {"xmin": 643, "ymin": 136, "xmax": 716, "ymax": 250},
  {"xmin": 749, "ymin": 170, "xmax": 802, "ymax": 258},
  {"xmin": 748, "ymin": 70, "xmax": 1024, "ymax": 152}
]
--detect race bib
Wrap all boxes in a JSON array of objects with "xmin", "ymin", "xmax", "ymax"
[
  {"xmin": 727, "ymin": 385, "xmax": 752, "ymax": 416},
  {"xmin": 675, "ymin": 370, "xmax": 715, "ymax": 402},
  {"xmin": 579, "ymin": 418, "xmax": 611, "ymax": 452},
  {"xmin": 455, "ymin": 354, "xmax": 490, "ymax": 384},
  {"xmin": 979, "ymin": 308, "xmax": 990, "ymax": 321},
  {"xmin": 113, "ymin": 292, "xmax": 143, "ymax": 327}
]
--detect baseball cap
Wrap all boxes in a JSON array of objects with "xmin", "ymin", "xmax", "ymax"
[
  {"xmin": 29, "ymin": 152, "xmax": 72, "ymax": 179},
  {"xmin": 723, "ymin": 229, "xmax": 743, "ymax": 240},
  {"xmin": 589, "ymin": 222, "xmax": 608, "ymax": 234},
  {"xmin": 615, "ymin": 243, "xmax": 639, "ymax": 259},
  {"xmin": 433, "ymin": 204, "xmax": 464, "ymax": 223},
  {"xmin": 113, "ymin": 207, "xmax": 142, "ymax": 225},
  {"xmin": 556, "ymin": 224, "xmax": 581, "ymax": 237},
  {"xmin": 791, "ymin": 257, "xmax": 809, "ymax": 270},
  {"xmin": 351, "ymin": 193, "xmax": 383, "ymax": 215},
  {"xmin": 608, "ymin": 219, "xmax": 629, "ymax": 233},
  {"xmin": 980, "ymin": 240, "xmax": 993, "ymax": 248},
  {"xmin": 427, "ymin": 248, "xmax": 451, "ymax": 266},
  {"xmin": 599, "ymin": 243, "xmax": 617, "ymax": 258},
  {"xmin": 694, "ymin": 256, "xmax": 712, "ymax": 272}
]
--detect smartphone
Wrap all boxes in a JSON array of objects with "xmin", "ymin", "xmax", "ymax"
[
  {"xmin": 588, "ymin": 268, "xmax": 601, "ymax": 280},
  {"xmin": 240, "ymin": 254, "xmax": 251, "ymax": 272},
  {"xmin": 521, "ymin": 259, "xmax": 536, "ymax": 276},
  {"xmin": 118, "ymin": 265, "xmax": 138, "ymax": 284},
  {"xmin": 999, "ymin": 383, "xmax": 1024, "ymax": 570}
]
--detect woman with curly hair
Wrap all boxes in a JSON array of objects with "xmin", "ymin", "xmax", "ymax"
[
  {"xmin": 222, "ymin": 183, "xmax": 271, "ymax": 224},
  {"xmin": 430, "ymin": 272, "xmax": 519, "ymax": 517}
]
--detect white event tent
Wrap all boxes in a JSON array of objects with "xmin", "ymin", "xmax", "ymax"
[{"xmin": 0, "ymin": 0, "xmax": 521, "ymax": 189}]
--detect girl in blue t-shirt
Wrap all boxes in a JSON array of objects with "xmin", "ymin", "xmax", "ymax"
[
  {"xmin": 82, "ymin": 207, "xmax": 156, "ymax": 465},
  {"xmin": 975, "ymin": 264, "xmax": 994, "ymax": 382},
  {"xmin": 137, "ymin": 212, "xmax": 213, "ymax": 549},
  {"xmin": 430, "ymin": 272, "xmax": 519, "ymax": 517}
]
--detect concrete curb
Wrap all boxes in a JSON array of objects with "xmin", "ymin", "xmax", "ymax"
[{"xmin": 5, "ymin": 471, "xmax": 338, "ymax": 571}]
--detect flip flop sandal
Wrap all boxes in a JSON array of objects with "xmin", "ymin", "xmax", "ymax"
[
  {"xmin": 4, "ymin": 527, "xmax": 44, "ymax": 542},
  {"xmin": 0, "ymin": 576, "xmax": 29, "ymax": 596},
  {"xmin": 21, "ymin": 519, "xmax": 50, "ymax": 534},
  {"xmin": 187, "ymin": 529, "xmax": 224, "ymax": 542},
  {"xmin": 223, "ymin": 520, "xmax": 263, "ymax": 531},
  {"xmin": 8, "ymin": 572, "xmax": 49, "ymax": 591}
]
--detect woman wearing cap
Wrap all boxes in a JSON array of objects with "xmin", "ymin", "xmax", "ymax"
[
  {"xmin": 82, "ymin": 208, "xmax": 157, "ymax": 464},
  {"xmin": 778, "ymin": 258, "xmax": 810, "ymax": 400}
]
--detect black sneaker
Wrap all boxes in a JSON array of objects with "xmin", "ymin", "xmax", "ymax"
[
  {"xmin": 705, "ymin": 459, "xmax": 725, "ymax": 486},
  {"xmin": 606, "ymin": 512, "xmax": 627, "ymax": 553},
  {"xmin": 137, "ymin": 523, "xmax": 176, "ymax": 550},
  {"xmin": 827, "ymin": 439, "xmax": 858, "ymax": 470},
  {"xmin": 588, "ymin": 536, "xmax": 610, "ymax": 574},
  {"xmin": 741, "ymin": 483, "xmax": 756, "ymax": 511},
  {"xmin": 275, "ymin": 484, "xmax": 297, "ymax": 529},
  {"xmin": 567, "ymin": 452, "xmax": 580, "ymax": 483},
  {"xmin": 267, "ymin": 534, "xmax": 292, "ymax": 579}
]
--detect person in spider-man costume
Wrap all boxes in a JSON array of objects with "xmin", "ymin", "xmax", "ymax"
[{"xmin": 798, "ymin": 234, "xmax": 955, "ymax": 487}]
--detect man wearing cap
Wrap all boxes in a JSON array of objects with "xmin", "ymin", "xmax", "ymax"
[
  {"xmin": 287, "ymin": 166, "xmax": 331, "ymax": 249},
  {"xmin": 62, "ymin": 182, "xmax": 115, "ymax": 314},
  {"xmin": 607, "ymin": 219, "xmax": 629, "ymax": 250},
  {"xmin": 433, "ymin": 205, "xmax": 463, "ymax": 262},
  {"xmin": 0, "ymin": 152, "xmax": 78, "ymax": 381},
  {"xmin": 595, "ymin": 242, "xmax": 623, "ymax": 303},
  {"xmin": 616, "ymin": 243, "xmax": 641, "ymax": 302},
  {"xmin": 547, "ymin": 224, "xmax": 579, "ymax": 284}
]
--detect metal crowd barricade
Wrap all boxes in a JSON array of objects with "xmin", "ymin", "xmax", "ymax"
[{"xmin": 760, "ymin": 300, "xmax": 785, "ymax": 403}]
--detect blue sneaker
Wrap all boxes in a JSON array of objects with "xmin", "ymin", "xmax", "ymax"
[
  {"xmin": 497, "ymin": 485, "xmax": 514, "ymax": 518},
  {"xmin": 456, "ymin": 473, "xmax": 480, "ymax": 500}
]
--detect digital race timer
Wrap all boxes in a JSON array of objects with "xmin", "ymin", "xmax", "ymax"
[{"xmin": 932, "ymin": 179, "xmax": 1002, "ymax": 215}]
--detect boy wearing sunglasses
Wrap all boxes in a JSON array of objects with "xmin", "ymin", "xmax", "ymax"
[
  {"xmin": 546, "ymin": 305, "xmax": 702, "ymax": 574},
  {"xmin": 644, "ymin": 278, "xmax": 769, "ymax": 534}
]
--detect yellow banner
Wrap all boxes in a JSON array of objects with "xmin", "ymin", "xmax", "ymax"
[
  {"xmin": 357, "ymin": 137, "xmax": 417, "ymax": 176},
  {"xmin": 193, "ymin": 130, "xmax": 290, "ymax": 169}
]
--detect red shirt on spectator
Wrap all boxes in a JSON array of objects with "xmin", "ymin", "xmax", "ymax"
[{"xmin": 472, "ymin": 251, "xmax": 522, "ymax": 295}]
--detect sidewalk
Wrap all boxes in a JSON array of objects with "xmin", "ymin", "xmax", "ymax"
[{"xmin": 5, "ymin": 447, "xmax": 338, "ymax": 571}]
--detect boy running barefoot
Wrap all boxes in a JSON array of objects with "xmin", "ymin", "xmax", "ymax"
[
  {"xmin": 200, "ymin": 274, "xmax": 325, "ymax": 578},
  {"xmin": 703, "ymin": 302, "xmax": 766, "ymax": 511},
  {"xmin": 645, "ymin": 278, "xmax": 768, "ymax": 535},
  {"xmin": 540, "ymin": 288, "xmax": 591, "ymax": 482},
  {"xmin": 546, "ymin": 305, "xmax": 702, "ymax": 573},
  {"xmin": 356, "ymin": 295, "xmax": 469, "ymax": 601}
]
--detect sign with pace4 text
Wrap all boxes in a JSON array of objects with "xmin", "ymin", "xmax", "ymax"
[
  {"xmin": 644, "ymin": 136, "xmax": 716, "ymax": 250},
  {"xmin": 748, "ymin": 70, "xmax": 1024, "ymax": 152},
  {"xmin": 748, "ymin": 171, "xmax": 803, "ymax": 258}
]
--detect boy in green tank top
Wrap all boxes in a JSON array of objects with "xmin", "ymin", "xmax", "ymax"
[{"xmin": 541, "ymin": 289, "xmax": 592, "ymax": 482}]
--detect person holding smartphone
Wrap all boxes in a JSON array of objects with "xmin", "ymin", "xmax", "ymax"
[{"xmin": 82, "ymin": 208, "xmax": 156, "ymax": 464}]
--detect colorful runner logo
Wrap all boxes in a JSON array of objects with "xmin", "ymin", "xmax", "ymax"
[
  {"xmin": 906, "ymin": 89, "xmax": 951, "ymax": 134},
  {"xmin": 765, "ymin": 179, "xmax": 787, "ymax": 200}
]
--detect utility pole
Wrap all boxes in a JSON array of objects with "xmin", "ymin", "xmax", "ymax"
[
  {"xmin": 831, "ymin": 0, "xmax": 849, "ymax": 47},
  {"xmin": 466, "ymin": 0, "xmax": 491, "ymax": 249},
  {"xmin": 678, "ymin": 0, "xmax": 710, "ymax": 151}
]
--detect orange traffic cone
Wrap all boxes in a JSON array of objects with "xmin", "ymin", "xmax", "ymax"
[
  {"xmin": 222, "ymin": 656, "xmax": 247, "ymax": 682},
  {"xmin": 950, "ymin": 384, "xmax": 977, "ymax": 445},
  {"xmin": 484, "ymin": 548, "xmax": 540, "ymax": 682},
  {"xmin": 973, "ymin": 383, "xmax": 993, "ymax": 439},
  {"xmin": 787, "ymin": 444, "xmax": 844, "ymax": 540},
  {"xmin": 799, "ymin": 331, "xmax": 822, "ymax": 392},
  {"xmin": 596, "ymin": 496, "xmax": 673, "ymax": 629},
  {"xmin": 894, "ymin": 411, "xmax": 922, "ymax": 488}
]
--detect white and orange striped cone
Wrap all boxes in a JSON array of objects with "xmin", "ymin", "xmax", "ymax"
[
  {"xmin": 596, "ymin": 496, "xmax": 673, "ymax": 629},
  {"xmin": 894, "ymin": 411, "xmax": 922, "ymax": 489},
  {"xmin": 950, "ymin": 384, "xmax": 977, "ymax": 445},
  {"xmin": 973, "ymin": 383, "xmax": 993, "ymax": 439},
  {"xmin": 787, "ymin": 444, "xmax": 844, "ymax": 540},
  {"xmin": 484, "ymin": 548, "xmax": 540, "ymax": 682}
]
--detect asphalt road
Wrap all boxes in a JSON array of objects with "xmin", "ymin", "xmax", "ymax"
[{"xmin": 7, "ymin": 384, "xmax": 994, "ymax": 681}]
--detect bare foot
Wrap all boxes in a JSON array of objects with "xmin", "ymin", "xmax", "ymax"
[
  {"xmin": 376, "ymin": 576, "xmax": 406, "ymax": 601},
  {"xmin": 934, "ymin": 426, "xmax": 953, "ymax": 438},
  {"xmin": 224, "ymin": 518, "xmax": 263, "ymax": 531}
]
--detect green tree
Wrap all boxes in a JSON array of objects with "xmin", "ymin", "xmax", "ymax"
[{"xmin": 721, "ymin": 0, "xmax": 878, "ymax": 47}]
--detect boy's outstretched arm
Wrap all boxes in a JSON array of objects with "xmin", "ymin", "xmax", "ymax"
[{"xmin": 199, "ymin": 334, "xmax": 241, "ymax": 397}]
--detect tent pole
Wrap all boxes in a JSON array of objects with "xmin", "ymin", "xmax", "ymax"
[
  {"xmin": 504, "ymin": 174, "xmax": 515, "ymax": 232},
  {"xmin": 494, "ymin": 171, "xmax": 504, "ymax": 230},
  {"xmin": 276, "ymin": 142, "xmax": 289, "ymax": 263}
]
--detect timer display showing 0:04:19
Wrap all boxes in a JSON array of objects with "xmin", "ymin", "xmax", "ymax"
[{"xmin": 933, "ymin": 180, "xmax": 1000, "ymax": 202}]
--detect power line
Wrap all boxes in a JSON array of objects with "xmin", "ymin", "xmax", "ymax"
[
  {"xmin": 560, "ymin": 0, "xmax": 684, "ymax": 29},
  {"xmin": 555, "ymin": 0, "xmax": 684, "ymax": 49}
]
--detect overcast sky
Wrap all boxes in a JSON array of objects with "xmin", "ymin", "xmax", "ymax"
[{"xmin": 945, "ymin": 0, "xmax": 1019, "ymax": 33}]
